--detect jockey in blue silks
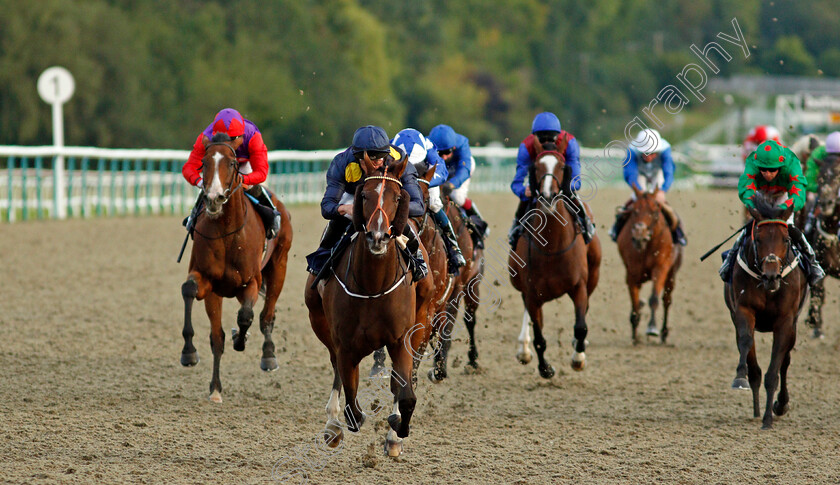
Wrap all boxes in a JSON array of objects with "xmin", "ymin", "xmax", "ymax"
[
  {"xmin": 306, "ymin": 125, "xmax": 427, "ymax": 282},
  {"xmin": 508, "ymin": 112, "xmax": 595, "ymax": 248},
  {"xmin": 428, "ymin": 124, "xmax": 490, "ymax": 241},
  {"xmin": 608, "ymin": 128, "xmax": 687, "ymax": 246},
  {"xmin": 393, "ymin": 128, "xmax": 466, "ymax": 273}
]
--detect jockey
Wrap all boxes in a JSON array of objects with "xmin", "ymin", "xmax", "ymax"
[
  {"xmin": 742, "ymin": 125, "xmax": 782, "ymax": 162},
  {"xmin": 392, "ymin": 128, "xmax": 466, "ymax": 273},
  {"xmin": 801, "ymin": 132, "xmax": 838, "ymax": 234},
  {"xmin": 609, "ymin": 129, "xmax": 687, "ymax": 246},
  {"xmin": 508, "ymin": 112, "xmax": 595, "ymax": 248},
  {"xmin": 181, "ymin": 108, "xmax": 282, "ymax": 239},
  {"xmin": 309, "ymin": 125, "xmax": 427, "ymax": 282},
  {"xmin": 719, "ymin": 140, "xmax": 824, "ymax": 285},
  {"xmin": 428, "ymin": 124, "xmax": 490, "ymax": 242}
]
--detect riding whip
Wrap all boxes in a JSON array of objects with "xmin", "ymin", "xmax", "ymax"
[{"xmin": 699, "ymin": 222, "xmax": 749, "ymax": 262}]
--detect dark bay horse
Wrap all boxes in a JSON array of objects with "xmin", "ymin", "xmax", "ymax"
[
  {"xmin": 806, "ymin": 152, "xmax": 840, "ymax": 338},
  {"xmin": 510, "ymin": 148, "xmax": 601, "ymax": 377},
  {"xmin": 428, "ymin": 187, "xmax": 486, "ymax": 382},
  {"xmin": 617, "ymin": 187, "xmax": 682, "ymax": 343},
  {"xmin": 181, "ymin": 134, "xmax": 292, "ymax": 403},
  {"xmin": 305, "ymin": 154, "xmax": 420, "ymax": 457},
  {"xmin": 724, "ymin": 191, "xmax": 807, "ymax": 429}
]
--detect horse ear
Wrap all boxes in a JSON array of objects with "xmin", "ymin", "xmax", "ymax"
[
  {"xmin": 391, "ymin": 155, "xmax": 408, "ymax": 178},
  {"xmin": 423, "ymin": 164, "xmax": 437, "ymax": 183},
  {"xmin": 533, "ymin": 135, "xmax": 544, "ymax": 156},
  {"xmin": 780, "ymin": 206, "xmax": 794, "ymax": 223},
  {"xmin": 631, "ymin": 183, "xmax": 642, "ymax": 199},
  {"xmin": 201, "ymin": 135, "xmax": 211, "ymax": 149},
  {"xmin": 748, "ymin": 207, "xmax": 761, "ymax": 222},
  {"xmin": 359, "ymin": 152, "xmax": 376, "ymax": 175}
]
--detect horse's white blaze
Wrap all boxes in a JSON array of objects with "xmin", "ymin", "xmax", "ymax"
[
  {"xmin": 517, "ymin": 311, "xmax": 532, "ymax": 361},
  {"xmin": 325, "ymin": 388, "xmax": 341, "ymax": 422},
  {"xmin": 539, "ymin": 154, "xmax": 558, "ymax": 197},
  {"xmin": 377, "ymin": 213, "xmax": 384, "ymax": 231},
  {"xmin": 207, "ymin": 152, "xmax": 224, "ymax": 198}
]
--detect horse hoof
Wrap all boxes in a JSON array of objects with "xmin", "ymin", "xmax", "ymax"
[
  {"xmin": 385, "ymin": 430, "xmax": 403, "ymax": 457},
  {"xmin": 571, "ymin": 352, "xmax": 586, "ymax": 371},
  {"xmin": 731, "ymin": 378, "xmax": 750, "ymax": 390},
  {"xmin": 811, "ymin": 329, "xmax": 825, "ymax": 340},
  {"xmin": 180, "ymin": 352, "xmax": 199, "ymax": 367},
  {"xmin": 761, "ymin": 422, "xmax": 773, "ymax": 430},
  {"xmin": 773, "ymin": 401, "xmax": 789, "ymax": 416},
  {"xmin": 370, "ymin": 365, "xmax": 388, "ymax": 379},
  {"xmin": 231, "ymin": 328, "xmax": 249, "ymax": 352},
  {"xmin": 538, "ymin": 363, "xmax": 555, "ymax": 379},
  {"xmin": 646, "ymin": 326, "xmax": 660, "ymax": 337},
  {"xmin": 516, "ymin": 350, "xmax": 532, "ymax": 365},
  {"xmin": 260, "ymin": 357, "xmax": 279, "ymax": 372},
  {"xmin": 324, "ymin": 422, "xmax": 344, "ymax": 448},
  {"xmin": 208, "ymin": 390, "xmax": 223, "ymax": 403}
]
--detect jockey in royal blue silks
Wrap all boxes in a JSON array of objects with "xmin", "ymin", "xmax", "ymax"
[
  {"xmin": 508, "ymin": 112, "xmax": 595, "ymax": 248},
  {"xmin": 428, "ymin": 124, "xmax": 490, "ymax": 243},
  {"xmin": 306, "ymin": 125, "xmax": 428, "ymax": 282},
  {"xmin": 393, "ymin": 128, "xmax": 466, "ymax": 274},
  {"xmin": 608, "ymin": 128, "xmax": 687, "ymax": 246}
]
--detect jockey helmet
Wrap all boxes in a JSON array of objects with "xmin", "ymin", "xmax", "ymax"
[
  {"xmin": 211, "ymin": 108, "xmax": 246, "ymax": 138},
  {"xmin": 752, "ymin": 140, "xmax": 794, "ymax": 170},
  {"xmin": 351, "ymin": 125, "xmax": 390, "ymax": 154},
  {"xmin": 531, "ymin": 112, "xmax": 561, "ymax": 134},
  {"xmin": 746, "ymin": 125, "xmax": 781, "ymax": 145},
  {"xmin": 826, "ymin": 131, "xmax": 840, "ymax": 154},
  {"xmin": 392, "ymin": 128, "xmax": 430, "ymax": 165},
  {"xmin": 429, "ymin": 124, "xmax": 457, "ymax": 151},
  {"xmin": 631, "ymin": 129, "xmax": 670, "ymax": 154}
]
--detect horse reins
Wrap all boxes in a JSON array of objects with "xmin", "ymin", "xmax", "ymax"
[
  {"xmin": 738, "ymin": 219, "xmax": 799, "ymax": 280},
  {"xmin": 363, "ymin": 171, "xmax": 403, "ymax": 236}
]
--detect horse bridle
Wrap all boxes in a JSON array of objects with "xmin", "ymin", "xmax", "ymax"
[
  {"xmin": 204, "ymin": 141, "xmax": 243, "ymax": 206},
  {"xmin": 741, "ymin": 219, "xmax": 798, "ymax": 280},
  {"xmin": 363, "ymin": 172, "xmax": 403, "ymax": 236}
]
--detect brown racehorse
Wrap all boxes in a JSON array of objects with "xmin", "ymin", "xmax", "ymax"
[
  {"xmin": 180, "ymin": 133, "xmax": 293, "ymax": 403},
  {"xmin": 370, "ymin": 165, "xmax": 452, "ymax": 384},
  {"xmin": 305, "ymin": 153, "xmax": 421, "ymax": 457},
  {"xmin": 617, "ymin": 187, "xmax": 683, "ymax": 344},
  {"xmin": 428, "ymin": 188, "xmax": 486, "ymax": 382},
  {"xmin": 510, "ymin": 148, "xmax": 601, "ymax": 377},
  {"xmin": 724, "ymin": 191, "xmax": 807, "ymax": 429},
  {"xmin": 805, "ymin": 153, "xmax": 840, "ymax": 338}
]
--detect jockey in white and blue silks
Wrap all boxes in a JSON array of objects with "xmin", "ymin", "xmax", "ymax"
[
  {"xmin": 392, "ymin": 128, "xmax": 466, "ymax": 273},
  {"xmin": 609, "ymin": 128, "xmax": 687, "ymax": 246}
]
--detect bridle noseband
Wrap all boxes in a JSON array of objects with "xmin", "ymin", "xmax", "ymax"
[
  {"xmin": 739, "ymin": 219, "xmax": 798, "ymax": 281},
  {"xmin": 204, "ymin": 141, "xmax": 243, "ymax": 206},
  {"xmin": 363, "ymin": 172, "xmax": 403, "ymax": 236}
]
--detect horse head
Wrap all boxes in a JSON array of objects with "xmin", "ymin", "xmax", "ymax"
[
  {"xmin": 416, "ymin": 164, "xmax": 436, "ymax": 209},
  {"xmin": 201, "ymin": 133, "xmax": 244, "ymax": 218},
  {"xmin": 533, "ymin": 148, "xmax": 566, "ymax": 200},
  {"xmin": 748, "ymin": 192, "xmax": 794, "ymax": 293},
  {"xmin": 817, "ymin": 154, "xmax": 840, "ymax": 217},
  {"xmin": 354, "ymin": 151, "xmax": 410, "ymax": 255},
  {"xmin": 627, "ymin": 185, "xmax": 662, "ymax": 252}
]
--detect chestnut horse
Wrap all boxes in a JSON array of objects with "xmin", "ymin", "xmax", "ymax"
[
  {"xmin": 805, "ymin": 153, "xmax": 840, "ymax": 338},
  {"xmin": 180, "ymin": 133, "xmax": 292, "ymax": 403},
  {"xmin": 617, "ymin": 187, "xmax": 683, "ymax": 343},
  {"xmin": 724, "ymin": 191, "xmax": 807, "ymax": 429},
  {"xmin": 305, "ymin": 154, "xmax": 421, "ymax": 457},
  {"xmin": 510, "ymin": 148, "xmax": 601, "ymax": 377},
  {"xmin": 428, "ymin": 188, "xmax": 486, "ymax": 382}
]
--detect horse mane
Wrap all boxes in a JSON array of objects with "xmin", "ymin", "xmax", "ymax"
[
  {"xmin": 210, "ymin": 132, "xmax": 232, "ymax": 143},
  {"xmin": 391, "ymin": 188, "xmax": 410, "ymax": 235},
  {"xmin": 752, "ymin": 190, "xmax": 784, "ymax": 220},
  {"xmin": 352, "ymin": 185, "xmax": 365, "ymax": 232}
]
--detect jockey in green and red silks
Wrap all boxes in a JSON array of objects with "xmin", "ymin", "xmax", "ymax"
[
  {"xmin": 720, "ymin": 140, "xmax": 824, "ymax": 285},
  {"xmin": 180, "ymin": 108, "xmax": 281, "ymax": 239}
]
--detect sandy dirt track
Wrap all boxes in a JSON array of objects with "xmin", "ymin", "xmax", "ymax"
[{"xmin": 2, "ymin": 187, "xmax": 840, "ymax": 484}]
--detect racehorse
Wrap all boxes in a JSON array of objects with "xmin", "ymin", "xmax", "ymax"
[
  {"xmin": 370, "ymin": 165, "xmax": 453, "ymax": 384},
  {"xmin": 724, "ymin": 191, "xmax": 807, "ymax": 429},
  {"xmin": 616, "ymin": 186, "xmax": 682, "ymax": 343},
  {"xmin": 805, "ymin": 152, "xmax": 840, "ymax": 338},
  {"xmin": 792, "ymin": 134, "xmax": 822, "ymax": 230},
  {"xmin": 427, "ymin": 185, "xmax": 486, "ymax": 382},
  {"xmin": 180, "ymin": 133, "xmax": 293, "ymax": 403},
  {"xmin": 510, "ymin": 146, "xmax": 601, "ymax": 377},
  {"xmin": 304, "ymin": 153, "xmax": 420, "ymax": 457}
]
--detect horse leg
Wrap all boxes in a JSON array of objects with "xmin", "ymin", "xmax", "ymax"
[
  {"xmin": 731, "ymin": 307, "xmax": 755, "ymax": 391},
  {"xmin": 747, "ymin": 342, "xmax": 761, "ymax": 418},
  {"xmin": 646, "ymin": 271, "xmax": 666, "ymax": 339},
  {"xmin": 773, "ymin": 346, "xmax": 793, "ymax": 418},
  {"xmin": 762, "ymin": 324, "xmax": 795, "ymax": 429},
  {"xmin": 429, "ymin": 291, "xmax": 460, "ymax": 383},
  {"xmin": 660, "ymin": 269, "xmax": 677, "ymax": 344},
  {"xmin": 516, "ymin": 310, "xmax": 533, "ymax": 364},
  {"xmin": 233, "ymin": 279, "xmax": 259, "ymax": 352},
  {"xmin": 180, "ymin": 273, "xmax": 209, "ymax": 366},
  {"xmin": 385, "ymin": 340, "xmax": 416, "ymax": 457},
  {"xmin": 258, "ymin": 247, "xmax": 289, "ymax": 371},
  {"xmin": 527, "ymin": 300, "xmax": 554, "ymax": 379},
  {"xmin": 464, "ymin": 278, "xmax": 480, "ymax": 369},
  {"xmin": 323, "ymin": 353, "xmax": 345, "ymax": 449},
  {"xmin": 370, "ymin": 347, "xmax": 388, "ymax": 378},
  {"xmin": 205, "ymin": 292, "xmax": 225, "ymax": 403},
  {"xmin": 570, "ymin": 283, "xmax": 589, "ymax": 371},
  {"xmin": 337, "ymin": 352, "xmax": 364, "ymax": 433},
  {"xmin": 627, "ymin": 282, "xmax": 642, "ymax": 344},
  {"xmin": 806, "ymin": 278, "xmax": 825, "ymax": 339}
]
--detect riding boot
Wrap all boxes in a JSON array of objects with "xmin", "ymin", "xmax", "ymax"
[
  {"xmin": 570, "ymin": 192, "xmax": 595, "ymax": 244},
  {"xmin": 319, "ymin": 218, "xmax": 352, "ymax": 250},
  {"xmin": 432, "ymin": 209, "xmax": 466, "ymax": 274},
  {"xmin": 509, "ymin": 199, "xmax": 531, "ymax": 249},
  {"xmin": 719, "ymin": 230, "xmax": 745, "ymax": 282},
  {"xmin": 183, "ymin": 191, "xmax": 204, "ymax": 235},
  {"xmin": 790, "ymin": 225, "xmax": 825, "ymax": 286},
  {"xmin": 464, "ymin": 202, "xmax": 490, "ymax": 239},
  {"xmin": 402, "ymin": 225, "xmax": 428, "ymax": 282},
  {"xmin": 247, "ymin": 185, "xmax": 282, "ymax": 240}
]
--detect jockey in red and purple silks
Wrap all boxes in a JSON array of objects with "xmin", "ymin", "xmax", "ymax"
[{"xmin": 181, "ymin": 108, "xmax": 281, "ymax": 239}]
